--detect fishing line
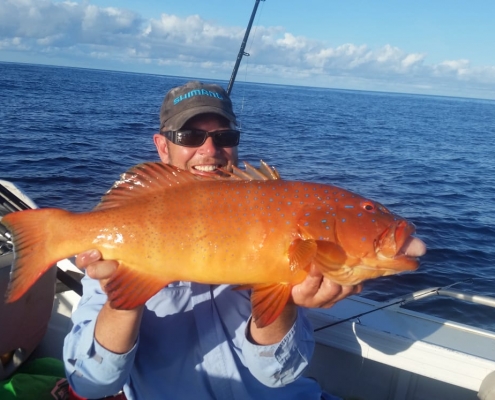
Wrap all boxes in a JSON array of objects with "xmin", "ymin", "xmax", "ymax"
[
  {"xmin": 313, "ymin": 278, "xmax": 474, "ymax": 332},
  {"xmin": 237, "ymin": 0, "xmax": 265, "ymax": 127},
  {"xmin": 240, "ymin": 0, "xmax": 265, "ymax": 84}
]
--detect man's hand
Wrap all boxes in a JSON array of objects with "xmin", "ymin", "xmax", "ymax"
[
  {"xmin": 249, "ymin": 267, "xmax": 361, "ymax": 346},
  {"xmin": 76, "ymin": 249, "xmax": 118, "ymax": 292},
  {"xmin": 291, "ymin": 265, "xmax": 362, "ymax": 309},
  {"xmin": 75, "ymin": 249, "xmax": 143, "ymax": 353}
]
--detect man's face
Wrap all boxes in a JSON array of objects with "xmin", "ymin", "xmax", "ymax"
[{"xmin": 154, "ymin": 113, "xmax": 238, "ymax": 176}]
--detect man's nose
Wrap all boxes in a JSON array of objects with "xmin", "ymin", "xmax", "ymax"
[{"xmin": 197, "ymin": 137, "xmax": 219, "ymax": 155}]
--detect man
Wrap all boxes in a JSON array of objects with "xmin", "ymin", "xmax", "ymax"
[{"xmin": 64, "ymin": 81, "xmax": 361, "ymax": 399}]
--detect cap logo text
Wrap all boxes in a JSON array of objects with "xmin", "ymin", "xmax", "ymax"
[{"xmin": 174, "ymin": 89, "xmax": 223, "ymax": 105}]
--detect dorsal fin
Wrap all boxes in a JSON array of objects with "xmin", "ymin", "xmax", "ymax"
[
  {"xmin": 211, "ymin": 160, "xmax": 281, "ymax": 181},
  {"xmin": 94, "ymin": 162, "xmax": 201, "ymax": 211},
  {"xmin": 94, "ymin": 160, "xmax": 281, "ymax": 211}
]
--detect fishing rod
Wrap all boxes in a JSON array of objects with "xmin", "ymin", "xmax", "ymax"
[
  {"xmin": 313, "ymin": 278, "xmax": 474, "ymax": 332},
  {"xmin": 226, "ymin": 0, "xmax": 265, "ymax": 95}
]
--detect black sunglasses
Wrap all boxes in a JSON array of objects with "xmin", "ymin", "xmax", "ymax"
[{"xmin": 162, "ymin": 129, "xmax": 240, "ymax": 148}]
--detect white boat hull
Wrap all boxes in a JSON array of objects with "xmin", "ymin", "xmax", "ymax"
[{"xmin": 306, "ymin": 295, "xmax": 495, "ymax": 399}]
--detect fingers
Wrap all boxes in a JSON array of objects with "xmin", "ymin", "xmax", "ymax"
[
  {"xmin": 293, "ymin": 266, "xmax": 325, "ymax": 301},
  {"xmin": 315, "ymin": 281, "xmax": 362, "ymax": 308},
  {"xmin": 75, "ymin": 249, "xmax": 118, "ymax": 281},
  {"xmin": 86, "ymin": 260, "xmax": 119, "ymax": 281},
  {"xmin": 75, "ymin": 249, "xmax": 102, "ymax": 269},
  {"xmin": 292, "ymin": 268, "xmax": 362, "ymax": 309}
]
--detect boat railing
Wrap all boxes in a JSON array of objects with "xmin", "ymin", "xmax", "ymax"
[{"xmin": 383, "ymin": 286, "xmax": 495, "ymax": 309}]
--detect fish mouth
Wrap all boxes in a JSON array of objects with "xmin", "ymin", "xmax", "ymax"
[{"xmin": 375, "ymin": 220, "xmax": 425, "ymax": 270}]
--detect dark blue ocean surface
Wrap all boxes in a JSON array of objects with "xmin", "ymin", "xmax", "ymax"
[{"xmin": 1, "ymin": 62, "xmax": 495, "ymax": 330}]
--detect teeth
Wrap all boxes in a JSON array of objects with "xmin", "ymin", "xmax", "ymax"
[{"xmin": 194, "ymin": 165, "xmax": 218, "ymax": 172}]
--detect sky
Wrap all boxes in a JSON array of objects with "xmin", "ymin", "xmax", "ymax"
[{"xmin": 1, "ymin": 0, "xmax": 494, "ymax": 100}]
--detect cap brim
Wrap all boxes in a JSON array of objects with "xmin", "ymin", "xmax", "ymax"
[{"xmin": 163, "ymin": 106, "xmax": 237, "ymax": 131}]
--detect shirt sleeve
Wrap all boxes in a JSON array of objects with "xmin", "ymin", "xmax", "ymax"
[
  {"xmin": 240, "ymin": 309, "xmax": 315, "ymax": 388},
  {"xmin": 63, "ymin": 275, "xmax": 137, "ymax": 398}
]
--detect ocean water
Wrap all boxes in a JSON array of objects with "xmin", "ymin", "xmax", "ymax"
[{"xmin": 1, "ymin": 62, "xmax": 495, "ymax": 330}]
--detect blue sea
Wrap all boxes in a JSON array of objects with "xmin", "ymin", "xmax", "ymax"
[{"xmin": 1, "ymin": 62, "xmax": 494, "ymax": 330}]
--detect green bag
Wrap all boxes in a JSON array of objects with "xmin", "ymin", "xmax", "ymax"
[{"xmin": 0, "ymin": 358, "xmax": 68, "ymax": 400}]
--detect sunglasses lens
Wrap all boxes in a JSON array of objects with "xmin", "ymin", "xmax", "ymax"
[
  {"xmin": 170, "ymin": 129, "xmax": 241, "ymax": 147},
  {"xmin": 213, "ymin": 130, "xmax": 240, "ymax": 147},
  {"xmin": 166, "ymin": 129, "xmax": 240, "ymax": 147},
  {"xmin": 176, "ymin": 131, "xmax": 205, "ymax": 146}
]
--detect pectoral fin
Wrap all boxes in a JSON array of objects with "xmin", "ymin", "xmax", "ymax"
[
  {"xmin": 313, "ymin": 240, "xmax": 347, "ymax": 272},
  {"xmin": 288, "ymin": 238, "xmax": 317, "ymax": 271},
  {"xmin": 105, "ymin": 264, "xmax": 170, "ymax": 309}
]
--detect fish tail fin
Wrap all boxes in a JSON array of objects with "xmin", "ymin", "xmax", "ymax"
[
  {"xmin": 236, "ymin": 283, "xmax": 292, "ymax": 328},
  {"xmin": 2, "ymin": 208, "xmax": 68, "ymax": 303}
]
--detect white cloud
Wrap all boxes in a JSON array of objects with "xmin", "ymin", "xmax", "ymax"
[
  {"xmin": 0, "ymin": 37, "xmax": 27, "ymax": 50},
  {"xmin": 402, "ymin": 53, "xmax": 425, "ymax": 69},
  {"xmin": 0, "ymin": 0, "xmax": 494, "ymax": 98},
  {"xmin": 0, "ymin": 0, "xmax": 143, "ymax": 48}
]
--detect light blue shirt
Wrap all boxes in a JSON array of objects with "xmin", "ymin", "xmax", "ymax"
[{"xmin": 64, "ymin": 275, "xmax": 328, "ymax": 400}]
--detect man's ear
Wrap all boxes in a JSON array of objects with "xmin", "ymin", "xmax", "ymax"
[{"xmin": 153, "ymin": 133, "xmax": 170, "ymax": 163}]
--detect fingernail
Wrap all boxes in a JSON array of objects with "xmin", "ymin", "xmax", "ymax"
[{"xmin": 87, "ymin": 249, "xmax": 100, "ymax": 262}]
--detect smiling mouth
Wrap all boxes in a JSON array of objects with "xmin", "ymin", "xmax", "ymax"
[{"xmin": 193, "ymin": 165, "xmax": 221, "ymax": 172}]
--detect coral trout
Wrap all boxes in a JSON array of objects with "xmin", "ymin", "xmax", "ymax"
[{"xmin": 1, "ymin": 162, "xmax": 425, "ymax": 327}]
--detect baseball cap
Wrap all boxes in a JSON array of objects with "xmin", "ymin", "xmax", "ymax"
[{"xmin": 159, "ymin": 81, "xmax": 237, "ymax": 131}]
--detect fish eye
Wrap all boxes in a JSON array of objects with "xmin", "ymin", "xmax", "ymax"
[{"xmin": 361, "ymin": 201, "xmax": 375, "ymax": 212}]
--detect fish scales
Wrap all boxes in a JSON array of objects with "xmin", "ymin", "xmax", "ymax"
[{"xmin": 1, "ymin": 161, "xmax": 423, "ymax": 327}]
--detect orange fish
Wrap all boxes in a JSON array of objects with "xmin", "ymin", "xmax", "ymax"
[{"xmin": 1, "ymin": 161, "xmax": 424, "ymax": 327}]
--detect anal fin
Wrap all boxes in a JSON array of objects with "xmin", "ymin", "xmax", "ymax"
[{"xmin": 105, "ymin": 264, "xmax": 170, "ymax": 309}]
